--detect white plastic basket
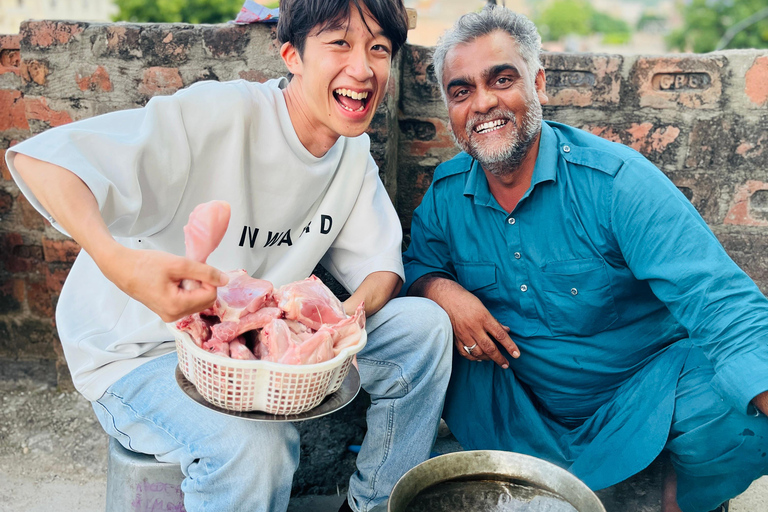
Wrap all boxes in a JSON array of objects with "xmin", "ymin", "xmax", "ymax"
[{"xmin": 169, "ymin": 324, "xmax": 366, "ymax": 415}]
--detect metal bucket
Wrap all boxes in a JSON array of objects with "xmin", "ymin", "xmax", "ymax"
[{"xmin": 388, "ymin": 450, "xmax": 606, "ymax": 512}]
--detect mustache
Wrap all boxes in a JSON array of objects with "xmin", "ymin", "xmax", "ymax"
[{"xmin": 465, "ymin": 109, "xmax": 516, "ymax": 135}]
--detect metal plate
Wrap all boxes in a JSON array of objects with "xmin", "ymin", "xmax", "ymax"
[{"xmin": 175, "ymin": 364, "xmax": 361, "ymax": 422}]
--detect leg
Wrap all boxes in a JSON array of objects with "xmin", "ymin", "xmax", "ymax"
[
  {"xmin": 347, "ymin": 297, "xmax": 452, "ymax": 512},
  {"xmin": 665, "ymin": 349, "xmax": 768, "ymax": 512},
  {"xmin": 92, "ymin": 352, "xmax": 300, "ymax": 512}
]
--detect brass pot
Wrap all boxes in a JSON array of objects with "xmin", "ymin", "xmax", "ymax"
[{"xmin": 388, "ymin": 450, "xmax": 606, "ymax": 512}]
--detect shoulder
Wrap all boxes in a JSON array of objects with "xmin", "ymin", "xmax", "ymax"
[
  {"xmin": 547, "ymin": 121, "xmax": 647, "ymax": 178},
  {"xmin": 433, "ymin": 152, "xmax": 473, "ymax": 183},
  {"xmin": 173, "ymin": 78, "xmax": 284, "ymax": 112}
]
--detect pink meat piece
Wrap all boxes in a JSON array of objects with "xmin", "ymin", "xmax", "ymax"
[
  {"xmin": 175, "ymin": 313, "xmax": 214, "ymax": 347},
  {"xmin": 331, "ymin": 302, "xmax": 366, "ymax": 355},
  {"xmin": 214, "ymin": 269, "xmax": 275, "ymax": 322},
  {"xmin": 259, "ymin": 319, "xmax": 336, "ymax": 365},
  {"xmin": 209, "ymin": 307, "xmax": 282, "ymax": 346},
  {"xmin": 229, "ymin": 335, "xmax": 257, "ymax": 360},
  {"xmin": 276, "ymin": 275, "xmax": 347, "ymax": 330},
  {"xmin": 202, "ymin": 336, "xmax": 230, "ymax": 357},
  {"xmin": 184, "ymin": 200, "xmax": 231, "ymax": 263}
]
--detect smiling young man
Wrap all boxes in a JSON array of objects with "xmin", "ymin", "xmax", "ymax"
[
  {"xmin": 4, "ymin": 1, "xmax": 452, "ymax": 511},
  {"xmin": 403, "ymin": 6, "xmax": 768, "ymax": 512}
]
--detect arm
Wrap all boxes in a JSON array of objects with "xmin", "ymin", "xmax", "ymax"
[
  {"xmin": 13, "ymin": 154, "xmax": 228, "ymax": 322},
  {"xmin": 343, "ymin": 270, "xmax": 402, "ymax": 317}
]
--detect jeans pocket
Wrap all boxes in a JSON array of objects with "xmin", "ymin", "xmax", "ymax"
[{"xmin": 538, "ymin": 258, "xmax": 618, "ymax": 336}]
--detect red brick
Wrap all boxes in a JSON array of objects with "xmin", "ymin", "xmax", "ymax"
[
  {"xmin": 138, "ymin": 67, "xmax": 183, "ymax": 96},
  {"xmin": 583, "ymin": 123, "xmax": 680, "ymax": 157},
  {"xmin": 725, "ymin": 180, "xmax": 768, "ymax": 226},
  {"xmin": 42, "ymin": 237, "xmax": 80, "ymax": 263},
  {"xmin": 0, "ymin": 149, "xmax": 11, "ymax": 181},
  {"xmin": 44, "ymin": 266, "xmax": 70, "ymax": 294},
  {"xmin": 24, "ymin": 96, "xmax": 73, "ymax": 127},
  {"xmin": 0, "ymin": 232, "xmax": 43, "ymax": 273},
  {"xmin": 745, "ymin": 56, "xmax": 768, "ymax": 106},
  {"xmin": 0, "ymin": 90, "xmax": 30, "ymax": 131},
  {"xmin": 631, "ymin": 56, "xmax": 725, "ymax": 109},
  {"xmin": 0, "ymin": 34, "xmax": 21, "ymax": 50},
  {"xmin": 0, "ymin": 278, "xmax": 24, "ymax": 314},
  {"xmin": 20, "ymin": 59, "xmax": 49, "ymax": 86},
  {"xmin": 75, "ymin": 65, "xmax": 113, "ymax": 92},
  {"xmin": 17, "ymin": 192, "xmax": 46, "ymax": 230},
  {"xmin": 239, "ymin": 69, "xmax": 270, "ymax": 83},
  {"xmin": 22, "ymin": 21, "xmax": 84, "ymax": 48},
  {"xmin": 404, "ymin": 117, "xmax": 455, "ymax": 157},
  {"xmin": 27, "ymin": 279, "xmax": 53, "ymax": 317},
  {"xmin": 0, "ymin": 49, "xmax": 21, "ymax": 77},
  {"xmin": 542, "ymin": 54, "xmax": 622, "ymax": 107}
]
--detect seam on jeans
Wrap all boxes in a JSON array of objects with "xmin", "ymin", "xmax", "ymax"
[
  {"xmin": 103, "ymin": 390, "xmax": 187, "ymax": 452},
  {"xmin": 356, "ymin": 358, "xmax": 410, "ymax": 395},
  {"xmin": 364, "ymin": 399, "xmax": 396, "ymax": 511},
  {"xmin": 94, "ymin": 398, "xmax": 133, "ymax": 448}
]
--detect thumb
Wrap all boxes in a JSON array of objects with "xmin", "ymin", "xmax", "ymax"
[{"xmin": 180, "ymin": 261, "xmax": 229, "ymax": 287}]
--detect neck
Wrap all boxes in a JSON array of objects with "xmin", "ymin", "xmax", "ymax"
[
  {"xmin": 283, "ymin": 79, "xmax": 340, "ymax": 158},
  {"xmin": 481, "ymin": 132, "xmax": 541, "ymax": 213}
]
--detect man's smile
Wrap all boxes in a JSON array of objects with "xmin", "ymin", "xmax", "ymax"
[
  {"xmin": 474, "ymin": 118, "xmax": 509, "ymax": 134},
  {"xmin": 334, "ymin": 88, "xmax": 371, "ymax": 113}
]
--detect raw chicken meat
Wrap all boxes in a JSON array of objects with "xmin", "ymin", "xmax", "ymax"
[
  {"xmin": 184, "ymin": 200, "xmax": 231, "ymax": 262},
  {"xmin": 259, "ymin": 319, "xmax": 336, "ymax": 365},
  {"xmin": 229, "ymin": 335, "xmax": 257, "ymax": 360},
  {"xmin": 210, "ymin": 307, "xmax": 281, "ymax": 345},
  {"xmin": 181, "ymin": 200, "xmax": 231, "ymax": 290},
  {"xmin": 214, "ymin": 270, "xmax": 275, "ymax": 322},
  {"xmin": 330, "ymin": 302, "xmax": 366, "ymax": 355},
  {"xmin": 276, "ymin": 276, "xmax": 347, "ymax": 330}
]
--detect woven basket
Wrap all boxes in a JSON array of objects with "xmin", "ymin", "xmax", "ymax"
[{"xmin": 169, "ymin": 324, "xmax": 366, "ymax": 415}]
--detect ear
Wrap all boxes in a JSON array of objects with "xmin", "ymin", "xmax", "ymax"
[
  {"xmin": 281, "ymin": 41, "xmax": 303, "ymax": 76},
  {"xmin": 534, "ymin": 68, "xmax": 548, "ymax": 105}
]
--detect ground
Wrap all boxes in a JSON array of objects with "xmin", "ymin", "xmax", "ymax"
[{"xmin": 1, "ymin": 361, "xmax": 767, "ymax": 512}]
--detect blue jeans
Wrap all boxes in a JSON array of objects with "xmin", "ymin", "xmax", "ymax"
[{"xmin": 92, "ymin": 297, "xmax": 452, "ymax": 512}]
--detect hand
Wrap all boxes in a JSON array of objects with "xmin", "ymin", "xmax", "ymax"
[
  {"xmin": 419, "ymin": 277, "xmax": 520, "ymax": 368},
  {"xmin": 103, "ymin": 247, "xmax": 229, "ymax": 322}
]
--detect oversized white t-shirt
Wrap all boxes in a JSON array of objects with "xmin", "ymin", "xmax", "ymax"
[{"xmin": 6, "ymin": 78, "xmax": 404, "ymax": 401}]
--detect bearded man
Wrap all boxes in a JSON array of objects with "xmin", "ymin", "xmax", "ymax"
[{"xmin": 402, "ymin": 6, "xmax": 768, "ymax": 512}]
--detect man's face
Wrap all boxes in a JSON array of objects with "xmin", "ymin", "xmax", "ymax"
[
  {"xmin": 284, "ymin": 5, "xmax": 393, "ymax": 140},
  {"xmin": 441, "ymin": 31, "xmax": 548, "ymax": 170}
]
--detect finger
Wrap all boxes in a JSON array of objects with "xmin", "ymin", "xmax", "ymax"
[
  {"xmin": 473, "ymin": 333, "xmax": 509, "ymax": 368},
  {"xmin": 174, "ymin": 260, "xmax": 229, "ymax": 287},
  {"xmin": 454, "ymin": 339, "xmax": 479, "ymax": 361},
  {"xmin": 487, "ymin": 320, "xmax": 520, "ymax": 359}
]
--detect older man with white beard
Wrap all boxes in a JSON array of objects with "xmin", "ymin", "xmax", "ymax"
[{"xmin": 402, "ymin": 6, "xmax": 768, "ymax": 512}]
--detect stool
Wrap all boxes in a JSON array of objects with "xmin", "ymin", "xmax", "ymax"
[{"xmin": 106, "ymin": 437, "xmax": 185, "ymax": 512}]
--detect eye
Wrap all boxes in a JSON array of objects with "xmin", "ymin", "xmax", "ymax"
[
  {"xmin": 453, "ymin": 89, "xmax": 469, "ymax": 100},
  {"xmin": 330, "ymin": 39, "xmax": 348, "ymax": 47},
  {"xmin": 496, "ymin": 76, "xmax": 513, "ymax": 86},
  {"xmin": 372, "ymin": 44, "xmax": 391, "ymax": 54}
]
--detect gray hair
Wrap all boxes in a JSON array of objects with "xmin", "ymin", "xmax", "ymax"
[{"xmin": 433, "ymin": 6, "xmax": 542, "ymax": 94}]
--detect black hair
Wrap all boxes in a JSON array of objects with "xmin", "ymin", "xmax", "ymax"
[{"xmin": 277, "ymin": 0, "xmax": 408, "ymax": 58}]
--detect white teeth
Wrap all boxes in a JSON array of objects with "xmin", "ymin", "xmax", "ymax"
[
  {"xmin": 475, "ymin": 119, "xmax": 507, "ymax": 133},
  {"xmin": 334, "ymin": 88, "xmax": 369, "ymax": 100}
]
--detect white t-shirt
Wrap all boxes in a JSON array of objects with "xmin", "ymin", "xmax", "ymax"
[{"xmin": 6, "ymin": 78, "xmax": 404, "ymax": 401}]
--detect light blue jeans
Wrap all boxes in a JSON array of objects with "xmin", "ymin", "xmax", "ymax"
[{"xmin": 92, "ymin": 297, "xmax": 452, "ymax": 512}]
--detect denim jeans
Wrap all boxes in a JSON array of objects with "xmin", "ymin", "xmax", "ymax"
[{"xmin": 92, "ymin": 297, "xmax": 452, "ymax": 512}]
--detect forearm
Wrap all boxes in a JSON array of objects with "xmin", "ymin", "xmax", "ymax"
[
  {"xmin": 14, "ymin": 154, "xmax": 128, "ymax": 281},
  {"xmin": 754, "ymin": 390, "xmax": 768, "ymax": 416},
  {"xmin": 344, "ymin": 271, "xmax": 402, "ymax": 317},
  {"xmin": 407, "ymin": 272, "xmax": 458, "ymax": 303}
]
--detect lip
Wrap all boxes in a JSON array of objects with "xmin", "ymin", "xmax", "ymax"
[
  {"xmin": 473, "ymin": 118, "xmax": 510, "ymax": 134},
  {"xmin": 333, "ymin": 87, "xmax": 375, "ymax": 121}
]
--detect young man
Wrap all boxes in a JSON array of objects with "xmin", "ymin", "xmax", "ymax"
[
  {"xmin": 403, "ymin": 6, "xmax": 768, "ymax": 512},
  {"xmin": 6, "ymin": 1, "xmax": 452, "ymax": 511}
]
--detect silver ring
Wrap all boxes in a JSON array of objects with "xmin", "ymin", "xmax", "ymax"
[{"xmin": 463, "ymin": 343, "xmax": 478, "ymax": 355}]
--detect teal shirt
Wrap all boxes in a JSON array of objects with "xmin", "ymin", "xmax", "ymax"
[{"xmin": 403, "ymin": 121, "xmax": 768, "ymax": 487}]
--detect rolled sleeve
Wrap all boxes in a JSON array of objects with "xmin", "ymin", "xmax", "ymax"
[{"xmin": 711, "ymin": 350, "xmax": 768, "ymax": 414}]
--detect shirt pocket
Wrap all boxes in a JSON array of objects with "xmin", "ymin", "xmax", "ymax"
[
  {"xmin": 455, "ymin": 261, "xmax": 499, "ymax": 295},
  {"xmin": 538, "ymin": 258, "xmax": 618, "ymax": 337}
]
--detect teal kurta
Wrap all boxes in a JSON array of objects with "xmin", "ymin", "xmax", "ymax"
[{"xmin": 402, "ymin": 121, "xmax": 768, "ymax": 492}]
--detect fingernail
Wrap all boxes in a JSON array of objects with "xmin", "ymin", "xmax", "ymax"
[
  {"xmin": 513, "ymin": 351, "xmax": 519, "ymax": 358},
  {"xmin": 502, "ymin": 364, "xmax": 509, "ymax": 369},
  {"xmin": 219, "ymin": 273, "xmax": 229, "ymax": 285}
]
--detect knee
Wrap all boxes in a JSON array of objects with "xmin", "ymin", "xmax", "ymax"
[
  {"xmin": 398, "ymin": 297, "xmax": 452, "ymax": 351},
  {"xmin": 207, "ymin": 421, "xmax": 300, "ymax": 474}
]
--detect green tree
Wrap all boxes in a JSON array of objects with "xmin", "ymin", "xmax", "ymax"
[
  {"xmin": 667, "ymin": 0, "xmax": 768, "ymax": 52},
  {"xmin": 535, "ymin": 0, "xmax": 631, "ymax": 44},
  {"xmin": 113, "ymin": 0, "xmax": 244, "ymax": 24}
]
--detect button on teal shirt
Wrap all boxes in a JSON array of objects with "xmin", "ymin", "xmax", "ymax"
[{"xmin": 403, "ymin": 121, "xmax": 768, "ymax": 488}]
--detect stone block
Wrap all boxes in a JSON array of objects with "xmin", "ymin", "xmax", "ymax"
[
  {"xmin": 579, "ymin": 120, "xmax": 682, "ymax": 168},
  {"xmin": 42, "ymin": 237, "xmax": 81, "ymax": 263},
  {"xmin": 0, "ymin": 35, "xmax": 21, "ymax": 80},
  {"xmin": 542, "ymin": 53, "xmax": 622, "ymax": 107},
  {"xmin": 631, "ymin": 55, "xmax": 725, "ymax": 109},
  {"xmin": 0, "ymin": 188, "xmax": 12, "ymax": 214},
  {"xmin": 0, "ymin": 232, "xmax": 43, "ymax": 273},
  {"xmin": 685, "ymin": 116, "xmax": 768, "ymax": 170},
  {"xmin": 724, "ymin": 180, "xmax": 768, "ymax": 227},
  {"xmin": 75, "ymin": 65, "xmax": 113, "ymax": 92},
  {"xmin": 203, "ymin": 24, "xmax": 250, "ymax": 58},
  {"xmin": 0, "ymin": 277, "xmax": 24, "ymax": 314},
  {"xmin": 27, "ymin": 278, "xmax": 53, "ymax": 317},
  {"xmin": 663, "ymin": 171, "xmax": 722, "ymax": 224},
  {"xmin": 400, "ymin": 45, "xmax": 446, "ymax": 118},
  {"xmin": 138, "ymin": 66, "xmax": 183, "ymax": 97},
  {"xmin": 24, "ymin": 96, "xmax": 73, "ymax": 130},
  {"xmin": 20, "ymin": 20, "xmax": 86, "ymax": 49},
  {"xmin": 20, "ymin": 59, "xmax": 49, "ymax": 86},
  {"xmin": 716, "ymin": 229, "xmax": 768, "ymax": 294},
  {"xmin": 745, "ymin": 55, "xmax": 768, "ymax": 107},
  {"xmin": 0, "ymin": 89, "xmax": 30, "ymax": 131},
  {"xmin": 103, "ymin": 24, "xmax": 144, "ymax": 60},
  {"xmin": 139, "ymin": 26, "xmax": 195, "ymax": 67},
  {"xmin": 44, "ymin": 266, "xmax": 70, "ymax": 295}
]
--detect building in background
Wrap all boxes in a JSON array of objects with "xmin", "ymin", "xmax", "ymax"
[{"xmin": 0, "ymin": 0, "xmax": 117, "ymax": 34}]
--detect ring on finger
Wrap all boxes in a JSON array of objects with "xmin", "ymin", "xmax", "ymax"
[{"xmin": 463, "ymin": 343, "xmax": 478, "ymax": 355}]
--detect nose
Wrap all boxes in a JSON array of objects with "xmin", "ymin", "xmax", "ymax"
[
  {"xmin": 346, "ymin": 46, "xmax": 374, "ymax": 82},
  {"xmin": 473, "ymin": 86, "xmax": 498, "ymax": 114}
]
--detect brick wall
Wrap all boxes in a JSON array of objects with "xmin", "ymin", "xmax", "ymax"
[{"xmin": 1, "ymin": 20, "xmax": 767, "ymax": 388}]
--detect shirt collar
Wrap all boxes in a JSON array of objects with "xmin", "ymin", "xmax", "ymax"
[{"xmin": 463, "ymin": 121, "xmax": 558, "ymax": 207}]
